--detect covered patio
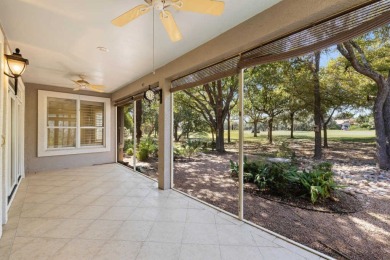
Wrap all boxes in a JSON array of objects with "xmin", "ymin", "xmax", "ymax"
[
  {"xmin": 0, "ymin": 164, "xmax": 320, "ymax": 260},
  {"xmin": 0, "ymin": 0, "xmax": 388, "ymax": 259}
]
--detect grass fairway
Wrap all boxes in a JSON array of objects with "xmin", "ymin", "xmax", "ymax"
[
  {"xmin": 202, "ymin": 130, "xmax": 376, "ymax": 143},
  {"xmin": 188, "ymin": 130, "xmax": 376, "ymax": 143}
]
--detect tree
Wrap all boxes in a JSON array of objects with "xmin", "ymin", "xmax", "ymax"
[
  {"xmin": 246, "ymin": 63, "xmax": 288, "ymax": 144},
  {"xmin": 280, "ymin": 60, "xmax": 311, "ymax": 139},
  {"xmin": 337, "ymin": 25, "xmax": 390, "ymax": 169},
  {"xmin": 124, "ymin": 105, "xmax": 134, "ymax": 135},
  {"xmin": 183, "ymin": 76, "xmax": 238, "ymax": 152},
  {"xmin": 320, "ymin": 57, "xmax": 363, "ymax": 147},
  {"xmin": 142, "ymin": 99, "xmax": 159, "ymax": 138},
  {"xmin": 334, "ymin": 111, "xmax": 355, "ymax": 120},
  {"xmin": 243, "ymin": 76, "xmax": 264, "ymax": 137},
  {"xmin": 135, "ymin": 100, "xmax": 142, "ymax": 147},
  {"xmin": 306, "ymin": 52, "xmax": 323, "ymax": 159},
  {"xmin": 173, "ymin": 92, "xmax": 209, "ymax": 141}
]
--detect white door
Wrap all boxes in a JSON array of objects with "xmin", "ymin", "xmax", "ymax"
[{"xmin": 6, "ymin": 86, "xmax": 21, "ymax": 207}]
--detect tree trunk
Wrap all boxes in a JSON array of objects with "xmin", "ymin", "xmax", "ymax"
[
  {"xmin": 337, "ymin": 41, "xmax": 390, "ymax": 169},
  {"xmin": 375, "ymin": 86, "xmax": 390, "ymax": 169},
  {"xmin": 227, "ymin": 111, "xmax": 231, "ymax": 143},
  {"xmin": 253, "ymin": 119, "xmax": 259, "ymax": 137},
  {"xmin": 323, "ymin": 123, "xmax": 328, "ymax": 148},
  {"xmin": 215, "ymin": 81, "xmax": 225, "ymax": 152},
  {"xmin": 135, "ymin": 100, "xmax": 143, "ymax": 147},
  {"xmin": 173, "ymin": 123, "xmax": 179, "ymax": 142},
  {"xmin": 268, "ymin": 118, "xmax": 273, "ymax": 144},
  {"xmin": 211, "ymin": 127, "xmax": 215, "ymax": 142},
  {"xmin": 313, "ymin": 52, "xmax": 322, "ymax": 159},
  {"xmin": 290, "ymin": 112, "xmax": 294, "ymax": 139}
]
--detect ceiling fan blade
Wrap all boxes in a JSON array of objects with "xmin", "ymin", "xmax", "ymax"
[
  {"xmin": 160, "ymin": 11, "xmax": 182, "ymax": 42},
  {"xmin": 112, "ymin": 4, "xmax": 151, "ymax": 27},
  {"xmin": 89, "ymin": 84, "xmax": 105, "ymax": 89},
  {"xmin": 90, "ymin": 85, "xmax": 105, "ymax": 93},
  {"xmin": 73, "ymin": 87, "xmax": 80, "ymax": 91},
  {"xmin": 173, "ymin": 0, "xmax": 225, "ymax": 16}
]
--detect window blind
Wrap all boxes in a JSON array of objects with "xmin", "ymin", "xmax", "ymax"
[
  {"xmin": 170, "ymin": 0, "xmax": 390, "ymax": 92},
  {"xmin": 47, "ymin": 97, "xmax": 77, "ymax": 148},
  {"xmin": 80, "ymin": 101, "xmax": 105, "ymax": 146}
]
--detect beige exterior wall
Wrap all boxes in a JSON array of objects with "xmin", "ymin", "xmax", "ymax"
[
  {"xmin": 112, "ymin": 0, "xmax": 369, "ymax": 101},
  {"xmin": 24, "ymin": 83, "xmax": 116, "ymax": 173}
]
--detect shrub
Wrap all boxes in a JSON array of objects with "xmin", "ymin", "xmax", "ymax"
[
  {"xmin": 136, "ymin": 149, "xmax": 149, "ymax": 161},
  {"xmin": 287, "ymin": 162, "xmax": 338, "ymax": 203},
  {"xmin": 173, "ymin": 147, "xmax": 183, "ymax": 160},
  {"xmin": 229, "ymin": 157, "xmax": 339, "ymax": 204},
  {"xmin": 136, "ymin": 138, "xmax": 158, "ymax": 161},
  {"xmin": 126, "ymin": 148, "xmax": 133, "ymax": 156},
  {"xmin": 254, "ymin": 162, "xmax": 294, "ymax": 194},
  {"xmin": 200, "ymin": 141, "xmax": 216, "ymax": 151},
  {"xmin": 229, "ymin": 159, "xmax": 239, "ymax": 176},
  {"xmin": 244, "ymin": 172, "xmax": 255, "ymax": 183},
  {"xmin": 229, "ymin": 157, "xmax": 255, "ymax": 183},
  {"xmin": 181, "ymin": 140, "xmax": 202, "ymax": 159},
  {"xmin": 124, "ymin": 139, "xmax": 133, "ymax": 152},
  {"xmin": 229, "ymin": 157, "xmax": 265, "ymax": 183}
]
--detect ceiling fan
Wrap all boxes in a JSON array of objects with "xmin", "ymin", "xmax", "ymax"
[
  {"xmin": 112, "ymin": 0, "xmax": 225, "ymax": 42},
  {"xmin": 71, "ymin": 75, "xmax": 105, "ymax": 93}
]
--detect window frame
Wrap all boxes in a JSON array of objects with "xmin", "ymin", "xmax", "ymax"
[{"xmin": 38, "ymin": 90, "xmax": 111, "ymax": 157}]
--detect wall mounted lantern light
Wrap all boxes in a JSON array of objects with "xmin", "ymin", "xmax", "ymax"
[{"xmin": 4, "ymin": 48, "xmax": 29, "ymax": 95}]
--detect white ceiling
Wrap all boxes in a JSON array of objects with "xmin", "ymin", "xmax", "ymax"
[{"xmin": 0, "ymin": 0, "xmax": 282, "ymax": 93}]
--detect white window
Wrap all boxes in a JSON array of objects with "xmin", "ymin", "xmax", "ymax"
[{"xmin": 38, "ymin": 90, "xmax": 111, "ymax": 157}]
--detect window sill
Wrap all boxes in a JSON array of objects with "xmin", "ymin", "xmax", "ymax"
[{"xmin": 38, "ymin": 146, "xmax": 110, "ymax": 157}]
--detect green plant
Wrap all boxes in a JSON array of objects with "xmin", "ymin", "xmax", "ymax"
[
  {"xmin": 229, "ymin": 158, "xmax": 255, "ymax": 183},
  {"xmin": 136, "ymin": 138, "xmax": 158, "ymax": 161},
  {"xmin": 124, "ymin": 139, "xmax": 133, "ymax": 152},
  {"xmin": 136, "ymin": 149, "xmax": 149, "ymax": 161},
  {"xmin": 255, "ymin": 162, "xmax": 294, "ymax": 194},
  {"xmin": 229, "ymin": 160, "xmax": 239, "ymax": 176},
  {"xmin": 314, "ymin": 161, "xmax": 332, "ymax": 172},
  {"xmin": 126, "ymin": 148, "xmax": 133, "ymax": 156},
  {"xmin": 286, "ymin": 162, "xmax": 338, "ymax": 203},
  {"xmin": 181, "ymin": 140, "xmax": 202, "ymax": 159},
  {"xmin": 229, "ymin": 157, "xmax": 340, "ymax": 203},
  {"xmin": 174, "ymin": 147, "xmax": 183, "ymax": 158},
  {"xmin": 244, "ymin": 172, "xmax": 255, "ymax": 183}
]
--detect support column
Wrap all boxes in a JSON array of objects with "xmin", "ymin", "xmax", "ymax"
[
  {"xmin": 238, "ymin": 69, "xmax": 244, "ymax": 220},
  {"xmin": 117, "ymin": 106, "xmax": 124, "ymax": 163},
  {"xmin": 133, "ymin": 103, "xmax": 137, "ymax": 171},
  {"xmin": 158, "ymin": 79, "xmax": 172, "ymax": 190}
]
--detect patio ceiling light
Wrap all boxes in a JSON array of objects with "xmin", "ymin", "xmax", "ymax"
[{"xmin": 4, "ymin": 48, "xmax": 29, "ymax": 95}]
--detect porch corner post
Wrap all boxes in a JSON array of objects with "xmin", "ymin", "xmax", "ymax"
[
  {"xmin": 238, "ymin": 69, "xmax": 244, "ymax": 220},
  {"xmin": 158, "ymin": 79, "xmax": 173, "ymax": 190},
  {"xmin": 133, "ymin": 103, "xmax": 137, "ymax": 171}
]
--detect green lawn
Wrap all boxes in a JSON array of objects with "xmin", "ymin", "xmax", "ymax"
[{"xmin": 190, "ymin": 130, "xmax": 376, "ymax": 143}]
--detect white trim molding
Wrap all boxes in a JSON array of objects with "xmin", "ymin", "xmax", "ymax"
[{"xmin": 37, "ymin": 90, "xmax": 111, "ymax": 157}]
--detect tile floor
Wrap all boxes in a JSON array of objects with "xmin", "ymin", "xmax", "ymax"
[{"xmin": 0, "ymin": 164, "xmax": 326, "ymax": 260}]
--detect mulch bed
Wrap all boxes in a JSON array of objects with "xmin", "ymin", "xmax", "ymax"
[
  {"xmin": 244, "ymin": 185, "xmax": 362, "ymax": 214},
  {"xmin": 173, "ymin": 143, "xmax": 390, "ymax": 260}
]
